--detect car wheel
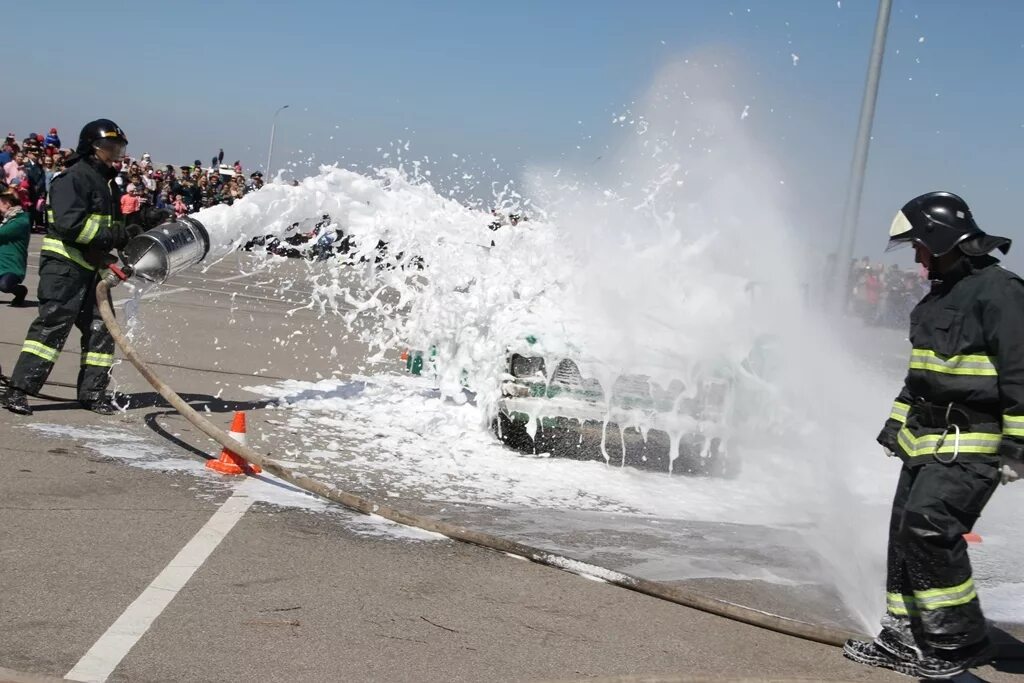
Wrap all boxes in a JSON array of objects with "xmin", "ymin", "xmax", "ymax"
[{"xmin": 493, "ymin": 412, "xmax": 535, "ymax": 452}]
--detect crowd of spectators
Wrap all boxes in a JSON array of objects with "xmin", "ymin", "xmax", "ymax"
[
  {"xmin": 846, "ymin": 256, "xmax": 929, "ymax": 327},
  {"xmin": 0, "ymin": 128, "xmax": 266, "ymax": 232},
  {"xmin": 114, "ymin": 154, "xmax": 265, "ymax": 220}
]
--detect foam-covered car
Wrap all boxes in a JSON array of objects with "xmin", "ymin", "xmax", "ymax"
[
  {"xmin": 492, "ymin": 338, "xmax": 742, "ymax": 477},
  {"xmin": 403, "ymin": 334, "xmax": 778, "ymax": 478}
]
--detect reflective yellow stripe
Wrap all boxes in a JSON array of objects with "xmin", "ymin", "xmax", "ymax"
[
  {"xmin": 897, "ymin": 426, "xmax": 1001, "ymax": 458},
  {"xmin": 76, "ymin": 214, "xmax": 111, "ymax": 245},
  {"xmin": 1004, "ymin": 414, "xmax": 1024, "ymax": 438},
  {"xmin": 46, "ymin": 209, "xmax": 55, "ymax": 224},
  {"xmin": 908, "ymin": 348, "xmax": 997, "ymax": 376},
  {"xmin": 21, "ymin": 339, "xmax": 60, "ymax": 363},
  {"xmin": 82, "ymin": 352, "xmax": 114, "ymax": 368},
  {"xmin": 886, "ymin": 593, "xmax": 919, "ymax": 616},
  {"xmin": 914, "ymin": 578, "xmax": 977, "ymax": 610},
  {"xmin": 890, "ymin": 401, "xmax": 910, "ymax": 423},
  {"xmin": 41, "ymin": 237, "xmax": 95, "ymax": 271}
]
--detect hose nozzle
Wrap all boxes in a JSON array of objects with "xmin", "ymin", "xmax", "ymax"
[{"xmin": 101, "ymin": 263, "xmax": 133, "ymax": 288}]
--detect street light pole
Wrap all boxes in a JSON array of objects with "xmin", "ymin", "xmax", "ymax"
[
  {"xmin": 265, "ymin": 104, "xmax": 290, "ymax": 181},
  {"xmin": 832, "ymin": 0, "xmax": 893, "ymax": 311}
]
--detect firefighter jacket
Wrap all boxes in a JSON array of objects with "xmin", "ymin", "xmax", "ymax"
[
  {"xmin": 878, "ymin": 255, "xmax": 1024, "ymax": 466},
  {"xmin": 44, "ymin": 156, "xmax": 131, "ymax": 271}
]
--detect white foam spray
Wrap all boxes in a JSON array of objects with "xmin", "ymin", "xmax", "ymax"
[{"xmin": 185, "ymin": 54, "xmax": 929, "ymax": 631}]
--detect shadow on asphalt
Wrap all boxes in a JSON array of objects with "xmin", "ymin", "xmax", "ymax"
[
  {"xmin": 26, "ymin": 391, "xmax": 275, "ymax": 413},
  {"xmin": 992, "ymin": 625, "xmax": 1024, "ymax": 672},
  {"xmin": 272, "ymin": 379, "xmax": 476, "ymax": 407},
  {"xmin": 142, "ymin": 409, "xmax": 320, "ymax": 500},
  {"xmin": 125, "ymin": 391, "xmax": 277, "ymax": 412}
]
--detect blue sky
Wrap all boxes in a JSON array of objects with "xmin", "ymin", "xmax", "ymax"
[{"xmin": 4, "ymin": 1, "xmax": 1023, "ymax": 263}]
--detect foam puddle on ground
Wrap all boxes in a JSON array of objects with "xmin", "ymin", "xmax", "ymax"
[{"xmin": 22, "ymin": 423, "xmax": 445, "ymax": 544}]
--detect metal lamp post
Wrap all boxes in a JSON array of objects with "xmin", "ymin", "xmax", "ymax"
[
  {"xmin": 831, "ymin": 0, "xmax": 893, "ymax": 311},
  {"xmin": 265, "ymin": 104, "xmax": 290, "ymax": 181}
]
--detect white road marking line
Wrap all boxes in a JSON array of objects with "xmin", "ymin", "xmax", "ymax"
[
  {"xmin": 140, "ymin": 287, "xmax": 191, "ymax": 301},
  {"xmin": 185, "ymin": 285, "xmax": 306, "ymax": 305},
  {"xmin": 111, "ymin": 287, "xmax": 190, "ymax": 308},
  {"xmin": 64, "ymin": 479, "xmax": 258, "ymax": 683},
  {"xmin": 214, "ymin": 272, "xmax": 259, "ymax": 282},
  {"xmin": 114, "ymin": 285, "xmax": 306, "ymax": 307}
]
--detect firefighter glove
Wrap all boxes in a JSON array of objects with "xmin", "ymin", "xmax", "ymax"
[
  {"xmin": 138, "ymin": 206, "xmax": 172, "ymax": 230},
  {"xmin": 106, "ymin": 222, "xmax": 135, "ymax": 250},
  {"xmin": 1000, "ymin": 460, "xmax": 1024, "ymax": 485},
  {"xmin": 877, "ymin": 418, "xmax": 901, "ymax": 453},
  {"xmin": 111, "ymin": 223, "xmax": 141, "ymax": 250}
]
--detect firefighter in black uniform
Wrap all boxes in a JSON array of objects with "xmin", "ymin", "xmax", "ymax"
[
  {"xmin": 844, "ymin": 192, "xmax": 1024, "ymax": 678},
  {"xmin": 1, "ymin": 119, "xmax": 168, "ymax": 416}
]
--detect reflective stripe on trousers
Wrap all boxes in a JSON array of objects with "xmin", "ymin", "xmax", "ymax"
[
  {"xmin": 887, "ymin": 579, "xmax": 979, "ymax": 615},
  {"xmin": 21, "ymin": 339, "xmax": 60, "ymax": 363},
  {"xmin": 8, "ymin": 254, "xmax": 115, "ymax": 401},
  {"xmin": 914, "ymin": 578, "xmax": 978, "ymax": 611},
  {"xmin": 886, "ymin": 592, "xmax": 919, "ymax": 617},
  {"xmin": 82, "ymin": 352, "xmax": 114, "ymax": 368}
]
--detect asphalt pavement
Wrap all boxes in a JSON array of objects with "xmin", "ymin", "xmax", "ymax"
[{"xmin": 1, "ymin": 236, "xmax": 1019, "ymax": 682}]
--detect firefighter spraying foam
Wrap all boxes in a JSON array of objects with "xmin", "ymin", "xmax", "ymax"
[
  {"xmin": 844, "ymin": 191, "xmax": 1024, "ymax": 678},
  {"xmin": 1, "ymin": 119, "xmax": 177, "ymax": 416}
]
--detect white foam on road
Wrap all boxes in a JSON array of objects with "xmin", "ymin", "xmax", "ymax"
[{"xmin": 23, "ymin": 423, "xmax": 445, "ymax": 545}]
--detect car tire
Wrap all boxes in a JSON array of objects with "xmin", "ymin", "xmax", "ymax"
[{"xmin": 493, "ymin": 412, "xmax": 535, "ymax": 452}]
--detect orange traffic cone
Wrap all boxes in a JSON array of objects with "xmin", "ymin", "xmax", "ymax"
[{"xmin": 205, "ymin": 411, "xmax": 262, "ymax": 475}]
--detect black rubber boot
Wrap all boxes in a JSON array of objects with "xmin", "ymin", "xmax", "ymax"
[
  {"xmin": 80, "ymin": 394, "xmax": 118, "ymax": 416},
  {"xmin": 10, "ymin": 284, "xmax": 28, "ymax": 307},
  {"xmin": 843, "ymin": 638, "xmax": 919, "ymax": 678},
  {"xmin": 916, "ymin": 639, "xmax": 996, "ymax": 680},
  {"xmin": 3, "ymin": 388, "xmax": 33, "ymax": 415}
]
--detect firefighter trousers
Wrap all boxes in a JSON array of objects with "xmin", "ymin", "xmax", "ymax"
[
  {"xmin": 884, "ymin": 459, "xmax": 1000, "ymax": 650},
  {"xmin": 10, "ymin": 255, "xmax": 115, "ymax": 402}
]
